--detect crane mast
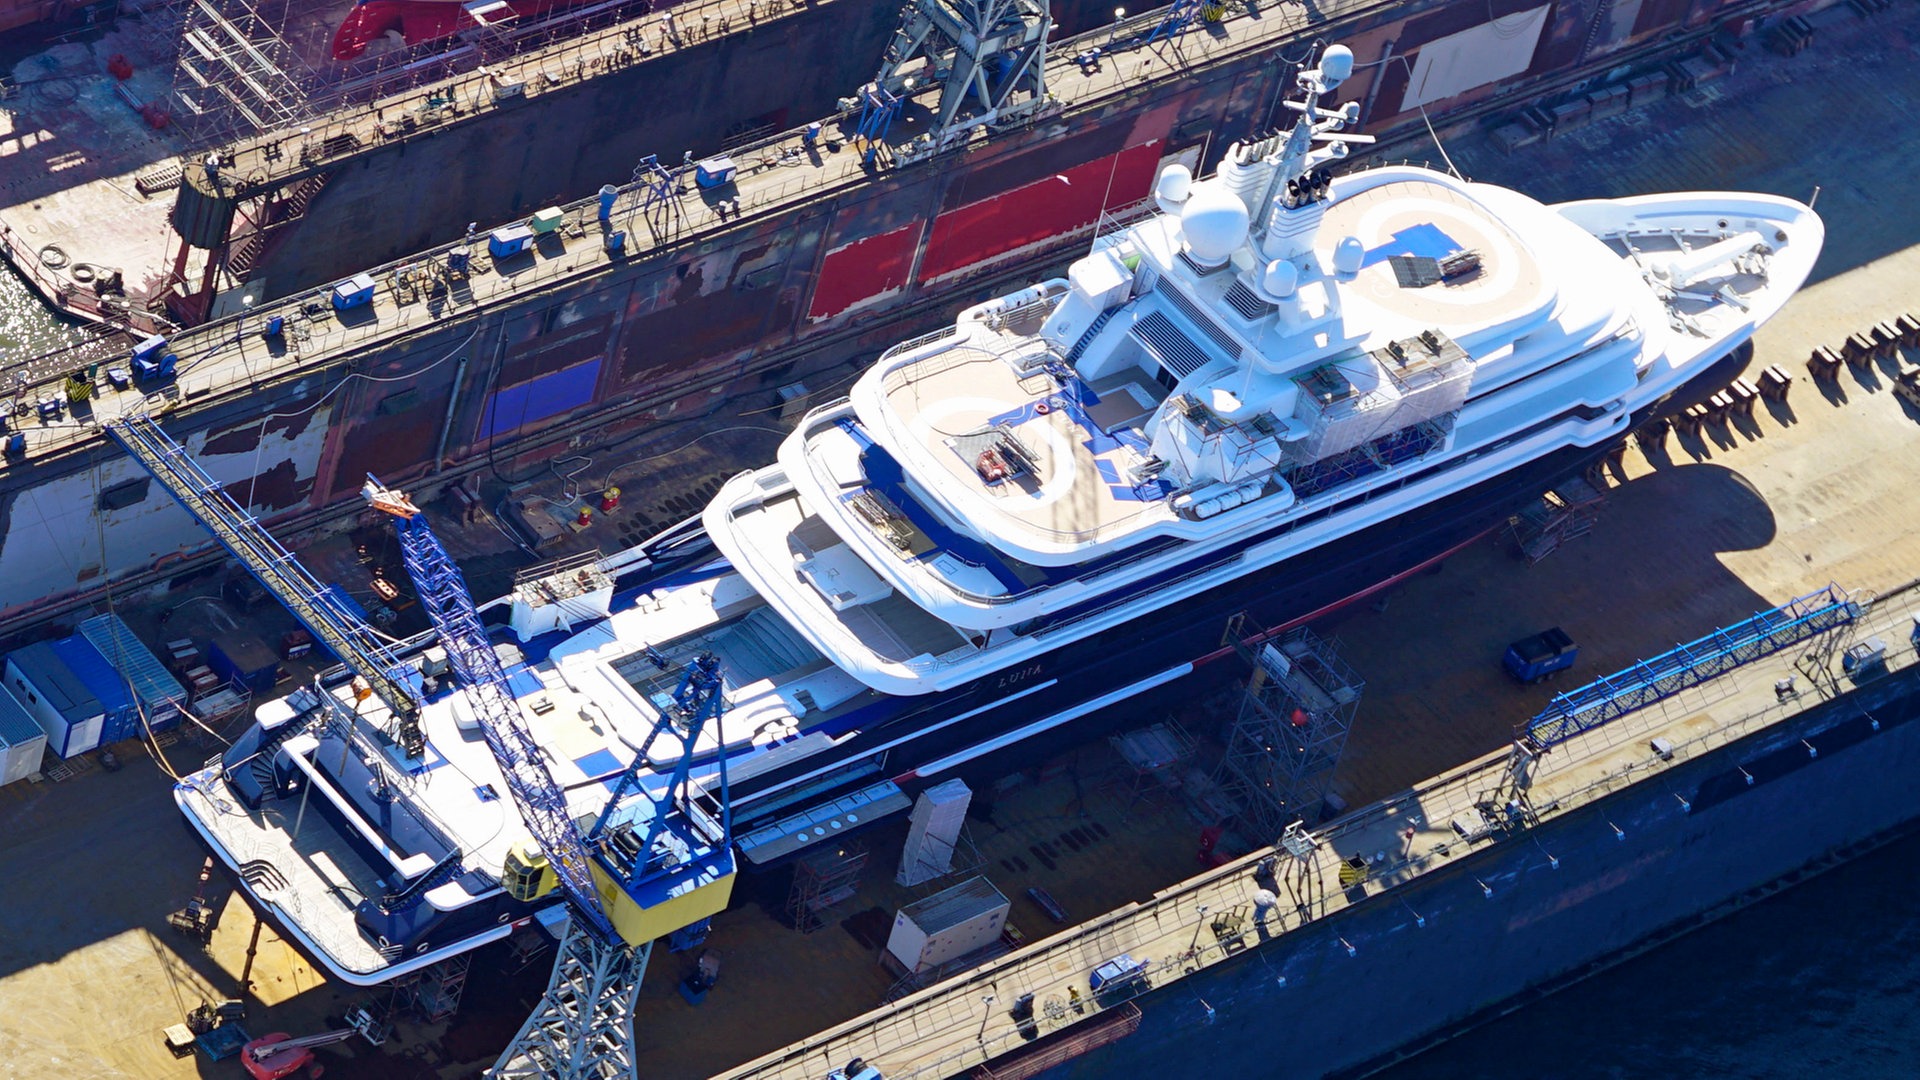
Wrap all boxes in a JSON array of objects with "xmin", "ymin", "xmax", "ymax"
[
  {"xmin": 111, "ymin": 412, "xmax": 735, "ymax": 1079},
  {"xmin": 364, "ymin": 479, "xmax": 619, "ymax": 942}
]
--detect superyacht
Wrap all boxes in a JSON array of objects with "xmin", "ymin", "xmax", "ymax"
[{"xmin": 176, "ymin": 45, "xmax": 1823, "ymax": 984}]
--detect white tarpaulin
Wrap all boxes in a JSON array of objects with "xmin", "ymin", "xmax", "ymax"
[{"xmin": 1402, "ymin": 6, "xmax": 1551, "ymax": 110}]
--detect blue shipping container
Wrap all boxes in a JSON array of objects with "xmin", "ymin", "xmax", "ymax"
[
  {"xmin": 210, "ymin": 634, "xmax": 281, "ymax": 694},
  {"xmin": 51, "ymin": 636, "xmax": 141, "ymax": 746},
  {"xmin": 78, "ymin": 613, "xmax": 186, "ymax": 728}
]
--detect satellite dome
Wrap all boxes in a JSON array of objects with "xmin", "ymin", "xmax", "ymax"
[
  {"xmin": 1154, "ymin": 163, "xmax": 1193, "ymax": 214},
  {"xmin": 1180, "ymin": 184, "xmax": 1250, "ymax": 267},
  {"xmin": 1260, "ymin": 259, "xmax": 1298, "ymax": 299},
  {"xmin": 1319, "ymin": 45, "xmax": 1354, "ymax": 90},
  {"xmin": 1332, "ymin": 235, "xmax": 1366, "ymax": 276}
]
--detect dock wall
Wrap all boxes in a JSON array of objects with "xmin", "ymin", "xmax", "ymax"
[
  {"xmin": 0, "ymin": 0, "xmax": 1786, "ymax": 620},
  {"xmin": 1047, "ymin": 666, "xmax": 1920, "ymax": 1079}
]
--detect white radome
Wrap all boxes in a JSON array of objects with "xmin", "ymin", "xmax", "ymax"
[{"xmin": 1179, "ymin": 182, "xmax": 1251, "ymax": 266}]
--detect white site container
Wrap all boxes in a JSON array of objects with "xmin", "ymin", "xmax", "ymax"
[
  {"xmin": 0, "ymin": 684, "xmax": 46, "ymax": 785},
  {"xmin": 885, "ymin": 876, "xmax": 1010, "ymax": 974}
]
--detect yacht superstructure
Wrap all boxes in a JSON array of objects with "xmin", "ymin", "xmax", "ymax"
[{"xmin": 174, "ymin": 45, "xmax": 1822, "ymax": 985}]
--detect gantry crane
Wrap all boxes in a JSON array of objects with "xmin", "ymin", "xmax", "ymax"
[{"xmin": 107, "ymin": 412, "xmax": 737, "ymax": 1080}]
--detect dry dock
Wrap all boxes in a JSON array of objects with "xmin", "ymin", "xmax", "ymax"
[{"xmin": 4, "ymin": 7, "xmax": 1920, "ymax": 1079}]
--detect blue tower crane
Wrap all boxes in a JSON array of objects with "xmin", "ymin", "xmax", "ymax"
[
  {"xmin": 362, "ymin": 479, "xmax": 737, "ymax": 1080},
  {"xmin": 362, "ymin": 479, "xmax": 620, "ymax": 943},
  {"xmin": 106, "ymin": 410, "xmax": 732, "ymax": 1079}
]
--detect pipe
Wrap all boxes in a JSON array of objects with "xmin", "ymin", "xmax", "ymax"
[
  {"xmin": 1359, "ymin": 39, "xmax": 1396, "ymax": 129},
  {"xmin": 434, "ymin": 353, "xmax": 470, "ymax": 471}
]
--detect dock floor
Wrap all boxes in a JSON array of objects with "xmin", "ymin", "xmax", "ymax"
[{"xmin": 3, "ymin": 8, "xmax": 1920, "ymax": 1079}]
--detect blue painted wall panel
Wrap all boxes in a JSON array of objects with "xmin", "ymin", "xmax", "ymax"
[{"xmin": 481, "ymin": 358, "xmax": 603, "ymax": 440}]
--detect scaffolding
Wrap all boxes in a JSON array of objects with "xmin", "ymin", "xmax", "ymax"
[
  {"xmin": 396, "ymin": 953, "xmax": 472, "ymax": 1023},
  {"xmin": 163, "ymin": 0, "xmax": 665, "ymax": 150},
  {"xmin": 1106, "ymin": 720, "xmax": 1196, "ymax": 817},
  {"xmin": 786, "ymin": 842, "xmax": 869, "ymax": 934},
  {"xmin": 1212, "ymin": 622, "xmax": 1364, "ymax": 844},
  {"xmin": 1506, "ymin": 476, "xmax": 1607, "ymax": 564},
  {"xmin": 169, "ymin": 0, "xmax": 317, "ymax": 148}
]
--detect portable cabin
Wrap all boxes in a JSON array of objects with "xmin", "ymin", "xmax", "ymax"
[
  {"xmin": 4, "ymin": 641, "xmax": 105, "ymax": 758},
  {"xmin": 49, "ymin": 636, "xmax": 138, "ymax": 747},
  {"xmin": 0, "ymin": 684, "xmax": 46, "ymax": 785}
]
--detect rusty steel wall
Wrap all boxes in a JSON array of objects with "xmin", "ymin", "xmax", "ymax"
[{"xmin": 244, "ymin": 0, "xmax": 1137, "ymax": 302}]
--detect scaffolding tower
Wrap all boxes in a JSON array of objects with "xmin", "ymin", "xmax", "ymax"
[
  {"xmin": 397, "ymin": 953, "xmax": 473, "ymax": 1023},
  {"xmin": 786, "ymin": 842, "xmax": 869, "ymax": 933},
  {"xmin": 1507, "ymin": 475, "xmax": 1606, "ymax": 565},
  {"xmin": 169, "ymin": 0, "xmax": 318, "ymax": 147},
  {"xmin": 1212, "ymin": 621, "xmax": 1364, "ymax": 844}
]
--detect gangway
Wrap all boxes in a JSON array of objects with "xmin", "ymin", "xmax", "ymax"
[
  {"xmin": 1525, "ymin": 584, "xmax": 1862, "ymax": 748},
  {"xmin": 107, "ymin": 409, "xmax": 736, "ymax": 1080},
  {"xmin": 105, "ymin": 413, "xmax": 426, "ymax": 756}
]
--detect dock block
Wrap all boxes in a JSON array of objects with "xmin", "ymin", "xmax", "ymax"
[
  {"xmin": 1759, "ymin": 364, "xmax": 1793, "ymax": 400},
  {"xmin": 1634, "ymin": 417, "xmax": 1671, "ymax": 451},
  {"xmin": 1808, "ymin": 345, "xmax": 1844, "ymax": 379},
  {"xmin": 1893, "ymin": 369, "xmax": 1920, "ymax": 408},
  {"xmin": 1872, "ymin": 321, "xmax": 1902, "ymax": 357}
]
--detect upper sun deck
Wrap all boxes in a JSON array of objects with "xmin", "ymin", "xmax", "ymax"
[
  {"xmin": 850, "ymin": 323, "xmax": 1181, "ymax": 564},
  {"xmin": 841, "ymin": 170, "xmax": 1566, "ymax": 569},
  {"xmin": 1126, "ymin": 171, "xmax": 1559, "ymax": 369}
]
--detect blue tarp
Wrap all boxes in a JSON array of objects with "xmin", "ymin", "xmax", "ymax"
[{"xmin": 481, "ymin": 358, "xmax": 603, "ymax": 439}]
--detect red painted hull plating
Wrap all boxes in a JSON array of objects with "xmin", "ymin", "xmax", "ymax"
[{"xmin": 331, "ymin": 0, "xmax": 599, "ymax": 60}]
